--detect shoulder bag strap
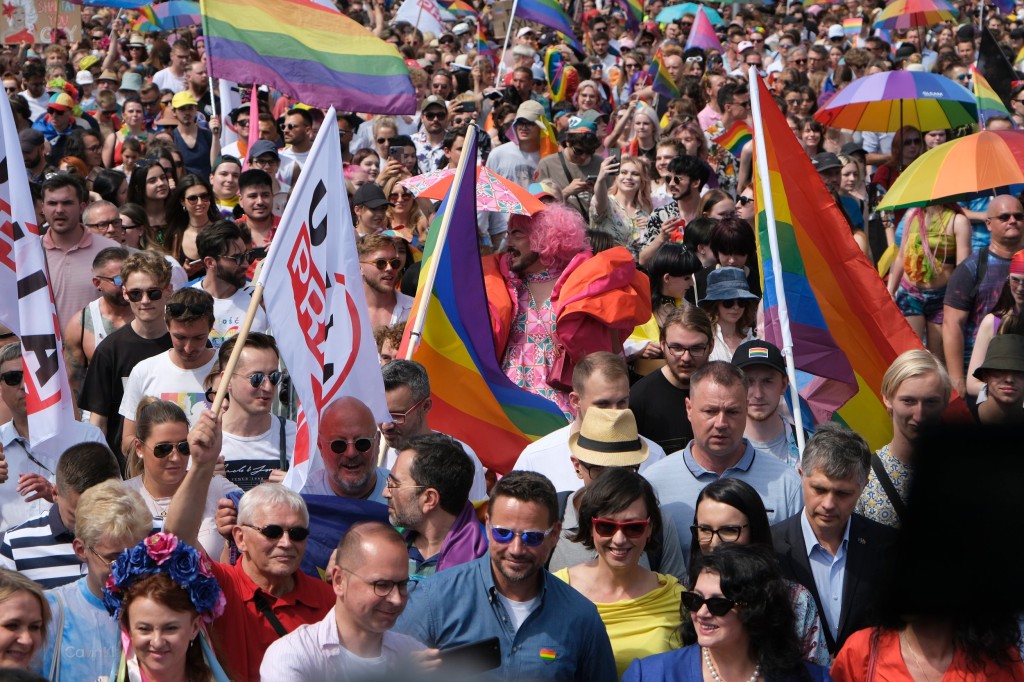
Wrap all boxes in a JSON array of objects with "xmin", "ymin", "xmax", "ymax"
[
  {"xmin": 557, "ymin": 151, "xmax": 589, "ymax": 217},
  {"xmin": 871, "ymin": 454, "xmax": 907, "ymax": 521},
  {"xmin": 252, "ymin": 590, "xmax": 288, "ymax": 638},
  {"xmin": 49, "ymin": 591, "xmax": 65, "ymax": 682},
  {"xmin": 277, "ymin": 415, "xmax": 288, "ymax": 471}
]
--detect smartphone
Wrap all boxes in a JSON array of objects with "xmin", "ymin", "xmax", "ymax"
[
  {"xmin": 586, "ymin": 175, "xmax": 597, "ymax": 183},
  {"xmin": 609, "ymin": 148, "xmax": 621, "ymax": 175},
  {"xmin": 458, "ymin": 101, "xmax": 477, "ymax": 113},
  {"xmin": 388, "ymin": 146, "xmax": 403, "ymax": 161},
  {"xmin": 484, "ymin": 88, "xmax": 503, "ymax": 101},
  {"xmin": 438, "ymin": 637, "xmax": 502, "ymax": 673}
]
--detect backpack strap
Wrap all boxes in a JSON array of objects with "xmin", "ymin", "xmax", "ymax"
[
  {"xmin": 969, "ymin": 247, "xmax": 990, "ymax": 301},
  {"xmin": 277, "ymin": 415, "xmax": 288, "ymax": 471}
]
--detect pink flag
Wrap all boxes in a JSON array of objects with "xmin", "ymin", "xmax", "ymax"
[
  {"xmin": 685, "ymin": 6, "xmax": 724, "ymax": 53},
  {"xmin": 255, "ymin": 107, "xmax": 389, "ymax": 491},
  {"xmin": 0, "ymin": 96, "xmax": 78, "ymax": 453}
]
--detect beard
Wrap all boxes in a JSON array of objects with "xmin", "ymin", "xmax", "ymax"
[{"xmin": 216, "ymin": 262, "xmax": 246, "ymax": 289}]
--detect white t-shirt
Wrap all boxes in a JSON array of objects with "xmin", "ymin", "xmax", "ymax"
[
  {"xmin": 278, "ymin": 146, "xmax": 310, "ymax": 170},
  {"xmin": 221, "ymin": 417, "xmax": 297, "ymax": 490},
  {"xmin": 125, "ymin": 474, "xmax": 239, "ymax": 560},
  {"xmin": 485, "ymin": 141, "xmax": 540, "ymax": 190},
  {"xmin": 189, "ymin": 282, "xmax": 269, "ymax": 348},
  {"xmin": 119, "ymin": 350, "xmax": 217, "ymax": 427},
  {"xmin": 496, "ymin": 592, "xmax": 539, "ymax": 632},
  {"xmin": 151, "ymin": 67, "xmax": 186, "ymax": 93}
]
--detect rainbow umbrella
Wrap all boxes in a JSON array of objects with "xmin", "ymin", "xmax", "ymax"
[
  {"xmin": 873, "ymin": 0, "xmax": 958, "ymax": 30},
  {"xmin": 876, "ymin": 130, "xmax": 1024, "ymax": 210},
  {"xmin": 401, "ymin": 168, "xmax": 546, "ymax": 215},
  {"xmin": 814, "ymin": 71, "xmax": 977, "ymax": 133}
]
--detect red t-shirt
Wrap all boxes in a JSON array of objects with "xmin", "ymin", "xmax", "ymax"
[{"xmin": 208, "ymin": 559, "xmax": 334, "ymax": 682}]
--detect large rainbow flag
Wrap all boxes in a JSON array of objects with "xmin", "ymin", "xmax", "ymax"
[
  {"xmin": 200, "ymin": 0, "xmax": 416, "ymax": 113},
  {"xmin": 648, "ymin": 47, "xmax": 680, "ymax": 99},
  {"xmin": 515, "ymin": 0, "xmax": 583, "ymax": 52},
  {"xmin": 971, "ymin": 65, "xmax": 1012, "ymax": 126},
  {"xmin": 616, "ymin": 0, "xmax": 643, "ymax": 30},
  {"xmin": 752, "ymin": 76, "xmax": 924, "ymax": 450},
  {"xmin": 400, "ymin": 128, "xmax": 567, "ymax": 473}
]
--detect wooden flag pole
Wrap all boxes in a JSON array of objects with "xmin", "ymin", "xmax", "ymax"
[{"xmin": 209, "ymin": 285, "xmax": 265, "ymax": 415}]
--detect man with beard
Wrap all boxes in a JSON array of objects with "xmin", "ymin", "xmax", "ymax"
[
  {"xmin": 380, "ymin": 360, "xmax": 487, "ymax": 501},
  {"xmin": 638, "ymin": 155, "xmax": 709, "ymax": 267},
  {"xmin": 19, "ymin": 129, "xmax": 54, "ymax": 185},
  {"xmin": 395, "ymin": 471, "xmax": 617, "ymax": 681},
  {"xmin": 279, "ymin": 107, "xmax": 314, "ymax": 173},
  {"xmin": 302, "ymin": 396, "xmax": 389, "ymax": 503},
  {"xmin": 171, "ymin": 90, "xmax": 216, "ymax": 177},
  {"xmin": 64, "ymin": 247, "xmax": 134, "ymax": 392},
  {"xmin": 856, "ymin": 350, "xmax": 950, "ymax": 528},
  {"xmin": 733, "ymin": 339, "xmax": 810, "ymax": 468},
  {"xmin": 412, "ymin": 95, "xmax": 447, "ymax": 173},
  {"xmin": 359, "ymin": 234, "xmax": 414, "ymax": 332},
  {"xmin": 381, "ymin": 433, "xmax": 486, "ymax": 580},
  {"xmin": 192, "ymin": 220, "xmax": 268, "ymax": 347}
]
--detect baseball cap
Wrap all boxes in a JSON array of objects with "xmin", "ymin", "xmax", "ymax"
[
  {"xmin": 840, "ymin": 142, "xmax": 866, "ymax": 158},
  {"xmin": 811, "ymin": 152, "xmax": 842, "ymax": 172},
  {"xmin": 75, "ymin": 70, "xmax": 94, "ymax": 86},
  {"xmin": 248, "ymin": 140, "xmax": 280, "ymax": 161},
  {"xmin": 517, "ymin": 27, "xmax": 536, "ymax": 38},
  {"xmin": 422, "ymin": 94, "xmax": 446, "ymax": 111},
  {"xmin": 828, "ymin": 24, "xmax": 845, "ymax": 39},
  {"xmin": 737, "ymin": 40, "xmax": 754, "ymax": 53},
  {"xmin": 568, "ymin": 408, "xmax": 649, "ymax": 467},
  {"xmin": 452, "ymin": 22, "xmax": 471, "ymax": 36},
  {"xmin": 79, "ymin": 54, "xmax": 99, "ymax": 70},
  {"xmin": 18, "ymin": 129, "xmax": 44, "ymax": 154},
  {"xmin": 513, "ymin": 100, "xmax": 545, "ymax": 126},
  {"xmin": 171, "ymin": 90, "xmax": 199, "ymax": 109},
  {"xmin": 353, "ymin": 183, "xmax": 390, "ymax": 209},
  {"xmin": 579, "ymin": 109, "xmax": 607, "ymax": 123},
  {"xmin": 565, "ymin": 115, "xmax": 598, "ymax": 134},
  {"xmin": 47, "ymin": 92, "xmax": 74, "ymax": 111},
  {"xmin": 732, "ymin": 339, "xmax": 787, "ymax": 375}
]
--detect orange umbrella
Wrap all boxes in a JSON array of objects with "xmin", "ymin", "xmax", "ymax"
[{"xmin": 876, "ymin": 130, "xmax": 1024, "ymax": 210}]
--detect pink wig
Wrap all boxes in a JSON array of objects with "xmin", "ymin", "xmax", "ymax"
[{"xmin": 508, "ymin": 202, "xmax": 588, "ymax": 271}]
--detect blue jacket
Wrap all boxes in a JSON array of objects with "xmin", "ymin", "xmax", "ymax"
[
  {"xmin": 395, "ymin": 555, "xmax": 617, "ymax": 681},
  {"xmin": 623, "ymin": 645, "xmax": 833, "ymax": 682}
]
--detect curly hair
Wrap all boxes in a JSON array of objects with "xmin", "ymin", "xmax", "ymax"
[
  {"xmin": 506, "ymin": 203, "xmax": 588, "ymax": 271},
  {"xmin": 682, "ymin": 544, "xmax": 810, "ymax": 680}
]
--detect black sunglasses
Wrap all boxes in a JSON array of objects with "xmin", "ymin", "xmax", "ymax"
[
  {"xmin": 680, "ymin": 591, "xmax": 740, "ymax": 616},
  {"xmin": 361, "ymin": 258, "xmax": 402, "ymax": 271},
  {"xmin": 423, "ymin": 110, "xmax": 447, "ymax": 120},
  {"xmin": 166, "ymin": 302, "xmax": 212, "ymax": 317},
  {"xmin": 330, "ymin": 437, "xmax": 374, "ymax": 454},
  {"xmin": 0, "ymin": 370, "xmax": 23, "ymax": 387},
  {"xmin": 736, "ymin": 195, "xmax": 754, "ymax": 206},
  {"xmin": 150, "ymin": 441, "xmax": 190, "ymax": 458},
  {"xmin": 242, "ymin": 523, "xmax": 310, "ymax": 542},
  {"xmin": 126, "ymin": 288, "xmax": 163, "ymax": 302},
  {"xmin": 219, "ymin": 252, "xmax": 248, "ymax": 266},
  {"xmin": 238, "ymin": 370, "xmax": 284, "ymax": 388}
]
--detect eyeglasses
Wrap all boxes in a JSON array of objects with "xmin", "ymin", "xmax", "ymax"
[
  {"xmin": 385, "ymin": 475, "xmax": 426, "ymax": 491},
  {"xmin": 218, "ymin": 252, "xmax": 248, "ymax": 266},
  {"xmin": 387, "ymin": 394, "xmax": 429, "ymax": 424},
  {"xmin": 0, "ymin": 370, "xmax": 23, "ymax": 387},
  {"xmin": 185, "ymin": 192, "xmax": 211, "ymax": 204},
  {"xmin": 242, "ymin": 523, "xmax": 310, "ymax": 542},
  {"xmin": 592, "ymin": 517, "xmax": 651, "ymax": 538},
  {"xmin": 778, "ymin": 43, "xmax": 794, "ymax": 49},
  {"xmin": 86, "ymin": 218, "xmax": 122, "ymax": 230},
  {"xmin": 283, "ymin": 123, "xmax": 305, "ymax": 130},
  {"xmin": 956, "ymin": 74, "xmax": 971, "ymax": 82},
  {"xmin": 624, "ymin": 62, "xmax": 640, "ymax": 70},
  {"xmin": 389, "ymin": 191, "xmax": 412, "ymax": 202},
  {"xmin": 84, "ymin": 143, "xmax": 102, "ymax": 153},
  {"xmin": 341, "ymin": 567, "xmax": 409, "ymax": 597},
  {"xmin": 732, "ymin": 100, "xmax": 751, "ymax": 108},
  {"xmin": 125, "ymin": 288, "xmax": 163, "ymax": 302},
  {"xmin": 96, "ymin": 274, "xmax": 124, "ymax": 287},
  {"xmin": 423, "ymin": 110, "xmax": 447, "ymax": 120},
  {"xmin": 680, "ymin": 591, "xmax": 740, "ymax": 616},
  {"xmin": 235, "ymin": 119, "xmax": 250, "ymax": 127},
  {"xmin": 377, "ymin": 137, "xmax": 394, "ymax": 145},
  {"xmin": 329, "ymin": 437, "xmax": 374, "ymax": 454},
  {"xmin": 691, "ymin": 523, "xmax": 749, "ymax": 544},
  {"xmin": 89, "ymin": 547, "xmax": 119, "ymax": 568},
  {"xmin": 148, "ymin": 440, "xmax": 190, "ymax": 457},
  {"xmin": 666, "ymin": 174, "xmax": 689, "ymax": 185},
  {"xmin": 685, "ymin": 56, "xmax": 704, "ymax": 64},
  {"xmin": 489, "ymin": 526, "xmax": 554, "ymax": 548},
  {"xmin": 792, "ymin": 58, "xmax": 807, "ymax": 64},
  {"xmin": 140, "ymin": 99, "xmax": 160, "ymax": 108},
  {"xmin": 166, "ymin": 302, "xmax": 212, "ymax": 317},
  {"xmin": 237, "ymin": 370, "xmax": 284, "ymax": 388},
  {"xmin": 47, "ymin": 108, "xmax": 68, "ymax": 116},
  {"xmin": 737, "ymin": 195, "xmax": 754, "ymax": 206},
  {"xmin": 717, "ymin": 298, "xmax": 745, "ymax": 309},
  {"xmin": 664, "ymin": 343, "xmax": 708, "ymax": 357},
  {"xmin": 994, "ymin": 213, "xmax": 1024, "ymax": 221},
  {"xmin": 578, "ymin": 461, "xmax": 640, "ymax": 479},
  {"xmin": 361, "ymin": 258, "xmax": 402, "ymax": 270},
  {"xmin": 204, "ymin": 387, "xmax": 223, "ymax": 404}
]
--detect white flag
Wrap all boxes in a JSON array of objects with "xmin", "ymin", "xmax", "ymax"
[
  {"xmin": 217, "ymin": 78, "xmax": 242, "ymax": 148},
  {"xmin": 256, "ymin": 107, "xmax": 390, "ymax": 491},
  {"xmin": 393, "ymin": 0, "xmax": 454, "ymax": 37},
  {"xmin": 0, "ymin": 96, "xmax": 78, "ymax": 452}
]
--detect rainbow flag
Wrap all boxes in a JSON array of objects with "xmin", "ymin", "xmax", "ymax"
[
  {"xmin": 843, "ymin": 17, "xmax": 862, "ymax": 40},
  {"xmin": 684, "ymin": 5, "xmax": 724, "ymax": 53},
  {"xmin": 712, "ymin": 120, "xmax": 752, "ymax": 156},
  {"xmin": 200, "ymin": 0, "xmax": 416, "ymax": 113},
  {"xmin": 444, "ymin": 0, "xmax": 478, "ymax": 18},
  {"xmin": 133, "ymin": 5, "xmax": 160, "ymax": 31},
  {"xmin": 476, "ymin": 27, "xmax": 496, "ymax": 68},
  {"xmin": 647, "ymin": 47, "xmax": 679, "ymax": 99},
  {"xmin": 545, "ymin": 47, "xmax": 569, "ymax": 103},
  {"xmin": 400, "ymin": 128, "xmax": 567, "ymax": 474},
  {"xmin": 515, "ymin": 0, "xmax": 582, "ymax": 52},
  {"xmin": 752, "ymin": 76, "xmax": 924, "ymax": 450},
  {"xmin": 971, "ymin": 65, "xmax": 1011, "ymax": 126},
  {"xmin": 616, "ymin": 0, "xmax": 643, "ymax": 30}
]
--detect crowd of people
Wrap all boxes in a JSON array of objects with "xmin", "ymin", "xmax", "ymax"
[{"xmin": 1, "ymin": 0, "xmax": 1024, "ymax": 679}]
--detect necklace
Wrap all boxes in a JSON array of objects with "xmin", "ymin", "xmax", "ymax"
[
  {"xmin": 901, "ymin": 630, "xmax": 940, "ymax": 682},
  {"xmin": 703, "ymin": 647, "xmax": 760, "ymax": 682}
]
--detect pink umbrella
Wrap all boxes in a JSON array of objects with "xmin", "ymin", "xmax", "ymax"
[{"xmin": 400, "ymin": 167, "xmax": 546, "ymax": 215}]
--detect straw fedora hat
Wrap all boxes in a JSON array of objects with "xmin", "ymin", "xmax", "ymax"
[{"xmin": 569, "ymin": 408, "xmax": 649, "ymax": 467}]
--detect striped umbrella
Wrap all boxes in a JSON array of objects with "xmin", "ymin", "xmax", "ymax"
[
  {"xmin": 814, "ymin": 71, "xmax": 977, "ymax": 133},
  {"xmin": 873, "ymin": 0, "xmax": 958, "ymax": 30},
  {"xmin": 877, "ymin": 131, "xmax": 1024, "ymax": 210}
]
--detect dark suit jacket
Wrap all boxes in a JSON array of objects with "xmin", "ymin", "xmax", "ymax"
[{"xmin": 771, "ymin": 512, "xmax": 897, "ymax": 655}]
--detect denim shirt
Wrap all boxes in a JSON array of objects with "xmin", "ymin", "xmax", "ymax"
[{"xmin": 394, "ymin": 556, "xmax": 617, "ymax": 682}]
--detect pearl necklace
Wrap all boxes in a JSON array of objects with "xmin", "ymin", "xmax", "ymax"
[{"xmin": 703, "ymin": 647, "xmax": 761, "ymax": 682}]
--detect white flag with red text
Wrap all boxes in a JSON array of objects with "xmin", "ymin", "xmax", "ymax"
[
  {"xmin": 393, "ymin": 0, "xmax": 454, "ymax": 38},
  {"xmin": 256, "ymin": 107, "xmax": 390, "ymax": 492},
  {"xmin": 0, "ymin": 96, "xmax": 78, "ymax": 452}
]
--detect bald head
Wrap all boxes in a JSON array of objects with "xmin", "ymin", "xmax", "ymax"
[
  {"xmin": 321, "ymin": 396, "xmax": 376, "ymax": 432},
  {"xmin": 336, "ymin": 521, "xmax": 405, "ymax": 571},
  {"xmin": 317, "ymin": 396, "xmax": 381, "ymax": 498},
  {"xmin": 987, "ymin": 195, "xmax": 1024, "ymax": 251}
]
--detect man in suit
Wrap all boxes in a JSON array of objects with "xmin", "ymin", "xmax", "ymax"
[{"xmin": 772, "ymin": 423, "xmax": 898, "ymax": 656}]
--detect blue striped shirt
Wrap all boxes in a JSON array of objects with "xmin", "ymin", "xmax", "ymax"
[{"xmin": 0, "ymin": 505, "xmax": 84, "ymax": 588}]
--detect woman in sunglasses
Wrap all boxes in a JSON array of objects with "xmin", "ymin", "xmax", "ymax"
[
  {"xmin": 624, "ymin": 544, "xmax": 832, "ymax": 682},
  {"xmin": 689, "ymin": 479, "xmax": 830, "ymax": 666},
  {"xmin": 698, "ymin": 267, "xmax": 760, "ymax": 363},
  {"xmin": 382, "ymin": 173, "xmax": 428, "ymax": 246},
  {"xmin": 165, "ymin": 174, "xmax": 221, "ymax": 278},
  {"xmin": 554, "ymin": 468, "xmax": 684, "ymax": 678},
  {"xmin": 125, "ymin": 398, "xmax": 240, "ymax": 560}
]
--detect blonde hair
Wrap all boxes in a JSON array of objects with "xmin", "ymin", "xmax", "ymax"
[
  {"xmin": 0, "ymin": 568, "xmax": 50, "ymax": 644},
  {"xmin": 74, "ymin": 480, "xmax": 153, "ymax": 549},
  {"xmin": 881, "ymin": 349, "xmax": 952, "ymax": 404}
]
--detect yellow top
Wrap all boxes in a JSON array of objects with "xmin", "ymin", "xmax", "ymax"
[{"xmin": 553, "ymin": 569, "xmax": 684, "ymax": 679}]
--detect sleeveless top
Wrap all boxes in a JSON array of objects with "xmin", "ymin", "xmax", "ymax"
[
  {"xmin": 83, "ymin": 299, "xmax": 115, "ymax": 347},
  {"xmin": 903, "ymin": 206, "xmax": 958, "ymax": 284}
]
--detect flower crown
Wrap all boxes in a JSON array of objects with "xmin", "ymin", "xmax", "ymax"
[{"xmin": 103, "ymin": 533, "xmax": 226, "ymax": 623}]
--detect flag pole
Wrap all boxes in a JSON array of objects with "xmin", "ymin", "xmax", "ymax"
[
  {"xmin": 747, "ymin": 66, "xmax": 806, "ymax": 455},
  {"xmin": 495, "ymin": 0, "xmax": 521, "ymax": 88},
  {"xmin": 209, "ymin": 285, "xmax": 265, "ymax": 415},
  {"xmin": 403, "ymin": 123, "xmax": 478, "ymax": 359}
]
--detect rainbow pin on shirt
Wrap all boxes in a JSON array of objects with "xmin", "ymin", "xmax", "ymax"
[{"xmin": 540, "ymin": 648, "xmax": 557, "ymax": 662}]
